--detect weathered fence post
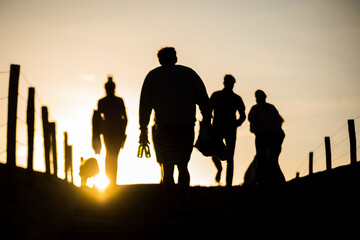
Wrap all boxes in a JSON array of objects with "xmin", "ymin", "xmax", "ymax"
[
  {"xmin": 325, "ymin": 136, "xmax": 332, "ymax": 171},
  {"xmin": 309, "ymin": 152, "xmax": 313, "ymax": 175},
  {"xmin": 348, "ymin": 119, "xmax": 357, "ymax": 165},
  {"xmin": 64, "ymin": 132, "xmax": 69, "ymax": 181},
  {"xmin": 68, "ymin": 145, "xmax": 73, "ymax": 183},
  {"xmin": 6, "ymin": 64, "xmax": 20, "ymax": 168},
  {"xmin": 6, "ymin": 64, "xmax": 20, "ymax": 201},
  {"xmin": 27, "ymin": 87, "xmax": 35, "ymax": 172},
  {"xmin": 49, "ymin": 122, "xmax": 58, "ymax": 177},
  {"xmin": 64, "ymin": 132, "xmax": 73, "ymax": 183},
  {"xmin": 42, "ymin": 106, "xmax": 51, "ymax": 175}
]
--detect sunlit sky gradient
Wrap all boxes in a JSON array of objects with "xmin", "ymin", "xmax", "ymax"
[{"xmin": 1, "ymin": 0, "xmax": 360, "ymax": 186}]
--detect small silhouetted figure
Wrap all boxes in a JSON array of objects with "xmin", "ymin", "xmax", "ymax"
[
  {"xmin": 248, "ymin": 90, "xmax": 285, "ymax": 186},
  {"xmin": 210, "ymin": 75, "xmax": 246, "ymax": 187},
  {"xmin": 139, "ymin": 47, "xmax": 212, "ymax": 223},
  {"xmin": 79, "ymin": 157, "xmax": 100, "ymax": 187},
  {"xmin": 95, "ymin": 76, "xmax": 128, "ymax": 186}
]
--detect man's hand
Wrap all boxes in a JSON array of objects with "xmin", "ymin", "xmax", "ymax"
[
  {"xmin": 236, "ymin": 112, "xmax": 246, "ymax": 127},
  {"xmin": 139, "ymin": 129, "xmax": 149, "ymax": 145}
]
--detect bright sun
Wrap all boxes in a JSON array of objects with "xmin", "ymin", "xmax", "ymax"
[{"xmin": 86, "ymin": 173, "xmax": 109, "ymax": 190}]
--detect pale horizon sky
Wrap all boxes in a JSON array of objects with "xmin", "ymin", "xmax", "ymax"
[{"xmin": 1, "ymin": 0, "xmax": 360, "ymax": 186}]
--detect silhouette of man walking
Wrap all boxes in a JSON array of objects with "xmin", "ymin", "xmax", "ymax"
[
  {"xmin": 248, "ymin": 90, "xmax": 285, "ymax": 186},
  {"xmin": 96, "ymin": 76, "xmax": 127, "ymax": 187},
  {"xmin": 210, "ymin": 75, "xmax": 246, "ymax": 187},
  {"xmin": 139, "ymin": 47, "xmax": 212, "ymax": 222}
]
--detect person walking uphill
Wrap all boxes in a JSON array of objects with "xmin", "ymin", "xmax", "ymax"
[
  {"xmin": 248, "ymin": 90, "xmax": 285, "ymax": 186},
  {"xmin": 139, "ymin": 47, "xmax": 212, "ymax": 223},
  {"xmin": 94, "ymin": 76, "xmax": 128, "ymax": 187},
  {"xmin": 210, "ymin": 75, "xmax": 246, "ymax": 187}
]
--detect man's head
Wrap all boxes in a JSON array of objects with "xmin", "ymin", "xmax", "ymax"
[
  {"xmin": 223, "ymin": 74, "xmax": 236, "ymax": 90},
  {"xmin": 255, "ymin": 89, "xmax": 267, "ymax": 104},
  {"xmin": 157, "ymin": 47, "xmax": 178, "ymax": 66},
  {"xmin": 105, "ymin": 75, "xmax": 115, "ymax": 96}
]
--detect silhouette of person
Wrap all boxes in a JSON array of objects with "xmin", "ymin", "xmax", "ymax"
[
  {"xmin": 210, "ymin": 75, "xmax": 246, "ymax": 187},
  {"xmin": 96, "ymin": 76, "xmax": 128, "ymax": 187},
  {"xmin": 248, "ymin": 90, "xmax": 285, "ymax": 186},
  {"xmin": 139, "ymin": 47, "xmax": 212, "ymax": 222}
]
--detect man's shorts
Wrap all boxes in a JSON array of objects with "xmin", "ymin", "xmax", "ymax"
[{"xmin": 153, "ymin": 124, "xmax": 194, "ymax": 165}]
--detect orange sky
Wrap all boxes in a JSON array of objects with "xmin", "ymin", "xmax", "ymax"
[{"xmin": 1, "ymin": 0, "xmax": 360, "ymax": 186}]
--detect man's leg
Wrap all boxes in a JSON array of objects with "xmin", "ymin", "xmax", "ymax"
[
  {"xmin": 104, "ymin": 138, "xmax": 121, "ymax": 187},
  {"xmin": 177, "ymin": 162, "xmax": 190, "ymax": 208},
  {"xmin": 161, "ymin": 163, "xmax": 176, "ymax": 220},
  {"xmin": 225, "ymin": 134, "xmax": 236, "ymax": 187},
  {"xmin": 211, "ymin": 156, "xmax": 222, "ymax": 183},
  {"xmin": 105, "ymin": 151, "xmax": 118, "ymax": 186}
]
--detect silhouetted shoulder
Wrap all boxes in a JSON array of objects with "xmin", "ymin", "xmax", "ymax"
[
  {"xmin": 144, "ymin": 65, "xmax": 203, "ymax": 88},
  {"xmin": 147, "ymin": 65, "xmax": 198, "ymax": 75},
  {"xmin": 98, "ymin": 96, "xmax": 126, "ymax": 117},
  {"xmin": 175, "ymin": 64, "xmax": 197, "ymax": 72},
  {"xmin": 98, "ymin": 96, "xmax": 124, "ymax": 105},
  {"xmin": 210, "ymin": 90, "xmax": 222, "ymax": 99},
  {"xmin": 264, "ymin": 103, "xmax": 278, "ymax": 113},
  {"xmin": 211, "ymin": 90, "xmax": 245, "ymax": 112},
  {"xmin": 248, "ymin": 102, "xmax": 283, "ymax": 133},
  {"xmin": 235, "ymin": 95, "xmax": 246, "ymax": 111}
]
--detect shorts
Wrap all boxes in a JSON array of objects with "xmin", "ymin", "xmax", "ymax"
[{"xmin": 153, "ymin": 124, "xmax": 194, "ymax": 165}]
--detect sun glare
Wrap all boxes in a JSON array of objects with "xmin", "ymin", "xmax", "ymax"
[
  {"xmin": 93, "ymin": 174, "xmax": 110, "ymax": 190},
  {"xmin": 84, "ymin": 171, "xmax": 110, "ymax": 190}
]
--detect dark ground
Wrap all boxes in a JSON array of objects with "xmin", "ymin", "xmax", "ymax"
[
  {"xmin": 0, "ymin": 164, "xmax": 79, "ymax": 240},
  {"xmin": 1, "ymin": 163, "xmax": 360, "ymax": 239}
]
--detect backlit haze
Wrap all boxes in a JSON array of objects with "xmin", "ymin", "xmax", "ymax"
[{"xmin": 1, "ymin": 0, "xmax": 359, "ymax": 187}]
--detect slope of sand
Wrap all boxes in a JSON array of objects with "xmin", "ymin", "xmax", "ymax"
[{"xmin": 1, "ymin": 162, "xmax": 360, "ymax": 239}]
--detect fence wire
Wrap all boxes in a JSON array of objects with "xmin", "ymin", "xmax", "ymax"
[
  {"xmin": 0, "ymin": 71, "xmax": 9, "ymax": 163},
  {"xmin": 0, "ymin": 69, "xmax": 45, "ymax": 168},
  {"xmin": 296, "ymin": 116, "xmax": 360, "ymax": 177}
]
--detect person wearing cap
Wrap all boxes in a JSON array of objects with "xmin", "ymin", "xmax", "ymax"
[
  {"xmin": 139, "ymin": 47, "xmax": 212, "ymax": 223},
  {"xmin": 97, "ymin": 76, "xmax": 128, "ymax": 187},
  {"xmin": 248, "ymin": 89, "xmax": 285, "ymax": 186},
  {"xmin": 210, "ymin": 75, "xmax": 246, "ymax": 187}
]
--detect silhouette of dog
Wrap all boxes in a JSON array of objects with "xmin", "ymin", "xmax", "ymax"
[{"xmin": 79, "ymin": 157, "xmax": 100, "ymax": 187}]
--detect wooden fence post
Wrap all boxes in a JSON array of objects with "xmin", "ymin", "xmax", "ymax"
[
  {"xmin": 42, "ymin": 106, "xmax": 51, "ymax": 175},
  {"xmin": 6, "ymin": 64, "xmax": 20, "ymax": 168},
  {"xmin": 6, "ymin": 64, "xmax": 20, "ymax": 201},
  {"xmin": 68, "ymin": 145, "xmax": 73, "ymax": 183},
  {"xmin": 309, "ymin": 152, "xmax": 313, "ymax": 175},
  {"xmin": 348, "ymin": 119, "xmax": 357, "ymax": 164},
  {"xmin": 64, "ymin": 132, "xmax": 73, "ymax": 183},
  {"xmin": 64, "ymin": 132, "xmax": 68, "ymax": 182},
  {"xmin": 49, "ymin": 122, "xmax": 57, "ymax": 177},
  {"xmin": 325, "ymin": 136, "xmax": 332, "ymax": 171},
  {"xmin": 27, "ymin": 87, "xmax": 35, "ymax": 172}
]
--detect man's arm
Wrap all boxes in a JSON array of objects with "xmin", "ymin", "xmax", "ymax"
[
  {"xmin": 120, "ymin": 98, "xmax": 128, "ymax": 132},
  {"xmin": 194, "ymin": 73, "xmax": 212, "ymax": 124},
  {"xmin": 97, "ymin": 100, "xmax": 102, "ymax": 114},
  {"xmin": 139, "ymin": 73, "xmax": 153, "ymax": 143},
  {"xmin": 248, "ymin": 106, "xmax": 257, "ymax": 133},
  {"xmin": 236, "ymin": 97, "xmax": 246, "ymax": 127},
  {"xmin": 209, "ymin": 93, "xmax": 215, "ymax": 112}
]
